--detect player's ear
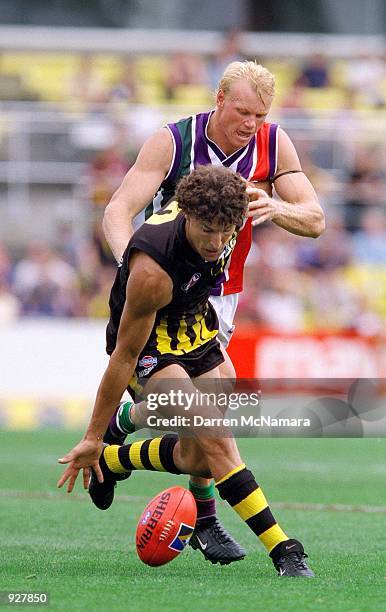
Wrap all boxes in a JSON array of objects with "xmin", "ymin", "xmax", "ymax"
[{"xmin": 217, "ymin": 89, "xmax": 225, "ymax": 107}]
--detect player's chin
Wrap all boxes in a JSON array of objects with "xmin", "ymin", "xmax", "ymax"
[
  {"xmin": 235, "ymin": 132, "xmax": 254, "ymax": 145},
  {"xmin": 202, "ymin": 251, "xmax": 220, "ymax": 261}
]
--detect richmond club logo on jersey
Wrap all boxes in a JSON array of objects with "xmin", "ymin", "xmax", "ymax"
[{"xmin": 182, "ymin": 272, "xmax": 201, "ymax": 292}]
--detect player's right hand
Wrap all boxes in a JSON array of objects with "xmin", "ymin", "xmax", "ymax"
[{"xmin": 57, "ymin": 438, "xmax": 104, "ymax": 493}]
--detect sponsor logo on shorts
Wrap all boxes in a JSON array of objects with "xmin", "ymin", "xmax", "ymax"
[
  {"xmin": 139, "ymin": 355, "xmax": 157, "ymax": 369},
  {"xmin": 138, "ymin": 355, "xmax": 157, "ymax": 378},
  {"xmin": 139, "ymin": 366, "xmax": 155, "ymax": 377},
  {"xmin": 182, "ymin": 272, "xmax": 201, "ymax": 292}
]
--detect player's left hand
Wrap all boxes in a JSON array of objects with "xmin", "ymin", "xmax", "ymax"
[
  {"xmin": 246, "ymin": 186, "xmax": 279, "ymax": 226},
  {"xmin": 246, "ymin": 179, "xmax": 272, "ymax": 198},
  {"xmin": 57, "ymin": 438, "xmax": 104, "ymax": 493}
]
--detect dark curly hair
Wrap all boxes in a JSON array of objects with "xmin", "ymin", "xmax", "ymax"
[{"xmin": 176, "ymin": 165, "xmax": 248, "ymax": 229}]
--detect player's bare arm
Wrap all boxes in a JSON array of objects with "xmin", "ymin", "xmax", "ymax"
[
  {"xmin": 57, "ymin": 252, "xmax": 173, "ymax": 492},
  {"xmin": 103, "ymin": 128, "xmax": 174, "ymax": 262},
  {"xmin": 248, "ymin": 128, "xmax": 325, "ymax": 237}
]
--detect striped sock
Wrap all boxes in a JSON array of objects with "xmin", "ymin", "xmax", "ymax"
[
  {"xmin": 103, "ymin": 434, "xmax": 181, "ymax": 475},
  {"xmin": 189, "ymin": 481, "xmax": 216, "ymax": 523},
  {"xmin": 216, "ymin": 464, "xmax": 289, "ymax": 553}
]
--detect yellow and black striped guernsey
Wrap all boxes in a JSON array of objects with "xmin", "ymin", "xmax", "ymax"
[{"xmin": 106, "ymin": 201, "xmax": 236, "ymax": 381}]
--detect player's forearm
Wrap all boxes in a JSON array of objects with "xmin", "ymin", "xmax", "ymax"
[
  {"xmin": 84, "ymin": 354, "xmax": 136, "ymax": 441},
  {"xmin": 102, "ymin": 201, "xmax": 135, "ymax": 263},
  {"xmin": 272, "ymin": 200, "xmax": 325, "ymax": 238}
]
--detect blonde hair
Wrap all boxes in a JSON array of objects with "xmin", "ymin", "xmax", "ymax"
[{"xmin": 218, "ymin": 60, "xmax": 275, "ymax": 98}]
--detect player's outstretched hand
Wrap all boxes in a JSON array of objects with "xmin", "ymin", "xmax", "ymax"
[
  {"xmin": 246, "ymin": 186, "xmax": 278, "ymax": 227},
  {"xmin": 57, "ymin": 438, "xmax": 104, "ymax": 493}
]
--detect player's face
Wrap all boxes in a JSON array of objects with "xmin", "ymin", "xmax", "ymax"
[
  {"xmin": 185, "ymin": 216, "xmax": 236, "ymax": 261},
  {"xmin": 215, "ymin": 79, "xmax": 272, "ymax": 153}
]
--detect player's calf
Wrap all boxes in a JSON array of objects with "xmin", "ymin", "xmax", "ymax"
[{"xmin": 215, "ymin": 463, "xmax": 315, "ymax": 577}]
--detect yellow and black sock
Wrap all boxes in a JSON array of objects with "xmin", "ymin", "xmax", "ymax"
[
  {"xmin": 216, "ymin": 464, "xmax": 288, "ymax": 553},
  {"xmin": 103, "ymin": 434, "xmax": 181, "ymax": 475}
]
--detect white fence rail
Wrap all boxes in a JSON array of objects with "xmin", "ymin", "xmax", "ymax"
[{"xmin": 0, "ymin": 26, "xmax": 384, "ymax": 57}]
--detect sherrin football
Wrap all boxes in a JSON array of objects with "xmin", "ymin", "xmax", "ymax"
[{"xmin": 136, "ymin": 486, "xmax": 197, "ymax": 566}]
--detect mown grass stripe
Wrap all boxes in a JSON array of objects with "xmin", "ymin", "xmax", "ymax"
[{"xmin": 1, "ymin": 489, "xmax": 385, "ymax": 513}]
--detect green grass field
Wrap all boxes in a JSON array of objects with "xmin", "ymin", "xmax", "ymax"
[{"xmin": 0, "ymin": 431, "xmax": 385, "ymax": 611}]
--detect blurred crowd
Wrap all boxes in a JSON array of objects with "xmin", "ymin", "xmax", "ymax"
[
  {"xmin": 0, "ymin": 32, "xmax": 385, "ymax": 334},
  {"xmin": 0, "ymin": 30, "xmax": 385, "ymax": 110},
  {"xmin": 0, "ymin": 151, "xmax": 385, "ymax": 334},
  {"xmin": 240, "ymin": 206, "xmax": 386, "ymax": 335}
]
